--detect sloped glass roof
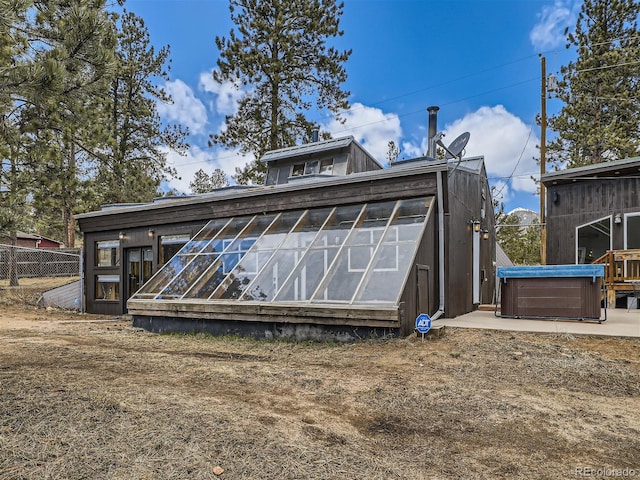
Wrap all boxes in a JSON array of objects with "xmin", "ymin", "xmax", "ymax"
[{"xmin": 131, "ymin": 197, "xmax": 433, "ymax": 307}]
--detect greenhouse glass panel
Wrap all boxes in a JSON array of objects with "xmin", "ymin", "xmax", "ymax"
[
  {"xmin": 274, "ymin": 204, "xmax": 362, "ymax": 302},
  {"xmin": 156, "ymin": 215, "xmax": 256, "ymax": 299},
  {"xmin": 310, "ymin": 200, "xmax": 397, "ymax": 303},
  {"xmin": 129, "ymin": 197, "xmax": 432, "ymax": 308},
  {"xmin": 210, "ymin": 211, "xmax": 303, "ymax": 300},
  {"xmin": 353, "ymin": 197, "xmax": 433, "ymax": 304}
]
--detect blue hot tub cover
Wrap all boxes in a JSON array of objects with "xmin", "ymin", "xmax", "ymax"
[{"xmin": 497, "ymin": 264, "xmax": 604, "ymax": 281}]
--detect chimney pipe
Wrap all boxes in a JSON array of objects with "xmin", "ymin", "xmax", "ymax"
[
  {"xmin": 312, "ymin": 129, "xmax": 319, "ymax": 143},
  {"xmin": 427, "ymin": 106, "xmax": 439, "ymax": 157}
]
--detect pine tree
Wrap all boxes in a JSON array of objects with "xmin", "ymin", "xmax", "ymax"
[
  {"xmin": 189, "ymin": 168, "xmax": 230, "ymax": 194},
  {"xmin": 547, "ymin": 0, "xmax": 640, "ymax": 169},
  {"xmin": 92, "ymin": 10, "xmax": 188, "ymax": 208},
  {"xmin": 210, "ymin": 0, "xmax": 351, "ymax": 185},
  {"xmin": 0, "ymin": 0, "xmax": 116, "ymax": 248}
]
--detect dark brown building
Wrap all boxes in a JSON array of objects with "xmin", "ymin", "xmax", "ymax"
[
  {"xmin": 542, "ymin": 157, "xmax": 640, "ymax": 265},
  {"xmin": 76, "ymin": 136, "xmax": 495, "ymax": 339}
]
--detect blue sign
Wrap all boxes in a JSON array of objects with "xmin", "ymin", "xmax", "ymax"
[{"xmin": 415, "ymin": 313, "xmax": 432, "ymax": 334}]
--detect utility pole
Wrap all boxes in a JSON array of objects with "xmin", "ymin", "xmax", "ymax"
[{"xmin": 540, "ymin": 55, "xmax": 547, "ymax": 265}]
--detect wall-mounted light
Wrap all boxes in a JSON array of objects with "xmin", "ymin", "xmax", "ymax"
[
  {"xmin": 482, "ymin": 229, "xmax": 490, "ymax": 240},
  {"xmin": 147, "ymin": 229, "xmax": 155, "ymax": 238},
  {"xmin": 614, "ymin": 213, "xmax": 622, "ymax": 224},
  {"xmin": 472, "ymin": 220, "xmax": 481, "ymax": 232},
  {"xmin": 118, "ymin": 231, "xmax": 126, "ymax": 240}
]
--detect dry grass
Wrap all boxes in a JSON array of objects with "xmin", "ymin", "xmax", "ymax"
[
  {"xmin": 0, "ymin": 305, "xmax": 638, "ymax": 479},
  {"xmin": 0, "ymin": 277, "xmax": 78, "ymax": 306}
]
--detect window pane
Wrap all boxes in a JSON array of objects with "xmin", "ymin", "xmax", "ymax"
[
  {"xmin": 304, "ymin": 160, "xmax": 319, "ymax": 175},
  {"xmin": 161, "ymin": 216, "xmax": 256, "ymax": 298},
  {"xmin": 291, "ymin": 163, "xmax": 304, "ymax": 177},
  {"xmin": 134, "ymin": 254, "xmax": 194, "ymax": 296},
  {"xmin": 320, "ymin": 158, "xmax": 333, "ymax": 174},
  {"xmin": 354, "ymin": 198, "xmax": 430, "ymax": 304},
  {"xmin": 241, "ymin": 208, "xmax": 334, "ymax": 301},
  {"xmin": 311, "ymin": 201, "xmax": 396, "ymax": 303},
  {"xmin": 577, "ymin": 218, "xmax": 610, "ymax": 263},
  {"xmin": 212, "ymin": 211, "xmax": 302, "ymax": 300},
  {"xmin": 180, "ymin": 218, "xmax": 231, "ymax": 255},
  {"xmin": 95, "ymin": 275, "xmax": 119, "ymax": 300},
  {"xmin": 96, "ymin": 240, "xmax": 120, "ymax": 267}
]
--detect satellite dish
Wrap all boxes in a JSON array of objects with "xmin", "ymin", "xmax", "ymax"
[{"xmin": 444, "ymin": 132, "xmax": 470, "ymax": 159}]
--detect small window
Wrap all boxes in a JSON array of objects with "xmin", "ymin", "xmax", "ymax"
[
  {"xmin": 291, "ymin": 163, "xmax": 305, "ymax": 177},
  {"xmin": 320, "ymin": 158, "xmax": 334, "ymax": 174},
  {"xmin": 160, "ymin": 234, "xmax": 190, "ymax": 265},
  {"xmin": 96, "ymin": 240, "xmax": 120, "ymax": 267},
  {"xmin": 304, "ymin": 160, "xmax": 319, "ymax": 175},
  {"xmin": 95, "ymin": 275, "xmax": 119, "ymax": 300}
]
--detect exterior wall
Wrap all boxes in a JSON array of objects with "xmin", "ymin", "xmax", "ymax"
[
  {"xmin": 546, "ymin": 177, "xmax": 640, "ymax": 265},
  {"xmin": 445, "ymin": 165, "xmax": 496, "ymax": 316},
  {"xmin": 347, "ymin": 143, "xmax": 382, "ymax": 174},
  {"xmin": 84, "ymin": 221, "xmax": 206, "ymax": 315}
]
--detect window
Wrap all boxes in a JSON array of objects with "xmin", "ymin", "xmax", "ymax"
[
  {"xmin": 96, "ymin": 240, "xmax": 120, "ymax": 267},
  {"xmin": 96, "ymin": 275, "xmax": 119, "ymax": 300},
  {"xmin": 320, "ymin": 158, "xmax": 334, "ymax": 174},
  {"xmin": 291, "ymin": 163, "xmax": 305, "ymax": 177},
  {"xmin": 160, "ymin": 234, "xmax": 191, "ymax": 265},
  {"xmin": 290, "ymin": 159, "xmax": 334, "ymax": 177},
  {"xmin": 576, "ymin": 216, "xmax": 611, "ymax": 264}
]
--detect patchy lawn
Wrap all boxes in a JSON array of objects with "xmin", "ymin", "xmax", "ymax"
[{"xmin": 0, "ymin": 301, "xmax": 638, "ymax": 479}]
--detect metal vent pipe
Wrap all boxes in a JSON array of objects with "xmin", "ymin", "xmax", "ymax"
[{"xmin": 427, "ymin": 106, "xmax": 439, "ymax": 157}]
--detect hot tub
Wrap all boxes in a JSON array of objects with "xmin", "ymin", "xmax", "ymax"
[{"xmin": 497, "ymin": 264, "xmax": 605, "ymax": 322}]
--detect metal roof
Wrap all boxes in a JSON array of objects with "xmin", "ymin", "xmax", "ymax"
[
  {"xmin": 75, "ymin": 158, "xmax": 452, "ymax": 220},
  {"xmin": 541, "ymin": 156, "xmax": 640, "ymax": 185},
  {"xmin": 260, "ymin": 136, "xmax": 355, "ymax": 163}
]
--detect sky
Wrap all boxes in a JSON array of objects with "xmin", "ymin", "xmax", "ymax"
[{"xmin": 120, "ymin": 0, "xmax": 583, "ymax": 214}]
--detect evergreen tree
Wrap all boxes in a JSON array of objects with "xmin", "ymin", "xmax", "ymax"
[
  {"xmin": 0, "ymin": 0, "xmax": 116, "ymax": 249},
  {"xmin": 92, "ymin": 10, "xmax": 188, "ymax": 208},
  {"xmin": 547, "ymin": 0, "xmax": 640, "ymax": 169},
  {"xmin": 189, "ymin": 168, "xmax": 230, "ymax": 194},
  {"xmin": 210, "ymin": 0, "xmax": 351, "ymax": 185}
]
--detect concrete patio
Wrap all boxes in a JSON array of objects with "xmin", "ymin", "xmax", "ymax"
[{"xmin": 434, "ymin": 307, "xmax": 640, "ymax": 338}]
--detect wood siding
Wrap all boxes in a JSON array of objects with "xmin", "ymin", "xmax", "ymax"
[{"xmin": 546, "ymin": 177, "xmax": 640, "ymax": 265}]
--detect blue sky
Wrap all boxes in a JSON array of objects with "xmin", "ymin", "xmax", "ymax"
[{"xmin": 121, "ymin": 0, "xmax": 582, "ymax": 213}]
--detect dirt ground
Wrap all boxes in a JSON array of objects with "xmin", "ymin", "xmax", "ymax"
[{"xmin": 0, "ymin": 292, "xmax": 639, "ymax": 479}]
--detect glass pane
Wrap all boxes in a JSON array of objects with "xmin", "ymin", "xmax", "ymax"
[
  {"xmin": 160, "ymin": 234, "xmax": 190, "ymax": 265},
  {"xmin": 180, "ymin": 218, "xmax": 231, "ymax": 255},
  {"xmin": 320, "ymin": 159, "xmax": 333, "ymax": 174},
  {"xmin": 626, "ymin": 214, "xmax": 640, "ymax": 249},
  {"xmin": 577, "ymin": 218, "xmax": 610, "ymax": 263},
  {"xmin": 311, "ymin": 201, "xmax": 397, "ymax": 303},
  {"xmin": 96, "ymin": 240, "xmax": 120, "ymax": 267},
  {"xmin": 159, "ymin": 216, "xmax": 256, "ymax": 299},
  {"xmin": 95, "ymin": 275, "xmax": 119, "ymax": 300},
  {"xmin": 291, "ymin": 163, "xmax": 304, "ymax": 177},
  {"xmin": 134, "ymin": 254, "xmax": 194, "ymax": 296},
  {"xmin": 241, "ymin": 208, "xmax": 334, "ymax": 301},
  {"xmin": 211, "ymin": 211, "xmax": 302, "ymax": 300},
  {"xmin": 354, "ymin": 198, "xmax": 431, "ymax": 304},
  {"xmin": 304, "ymin": 160, "xmax": 319, "ymax": 175}
]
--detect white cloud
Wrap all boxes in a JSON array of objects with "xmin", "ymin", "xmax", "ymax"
[
  {"xmin": 156, "ymin": 79, "xmax": 208, "ymax": 135},
  {"xmin": 163, "ymin": 145, "xmax": 254, "ymax": 194},
  {"xmin": 321, "ymin": 102, "xmax": 402, "ymax": 163},
  {"xmin": 530, "ymin": 1, "xmax": 577, "ymax": 50},
  {"xmin": 441, "ymin": 105, "xmax": 540, "ymax": 199},
  {"xmin": 199, "ymin": 70, "xmax": 244, "ymax": 116}
]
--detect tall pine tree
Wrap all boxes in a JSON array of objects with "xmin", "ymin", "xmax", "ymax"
[
  {"xmin": 91, "ymin": 10, "xmax": 187, "ymax": 207},
  {"xmin": 210, "ymin": 0, "xmax": 351, "ymax": 184},
  {"xmin": 547, "ymin": 0, "xmax": 640, "ymax": 169}
]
